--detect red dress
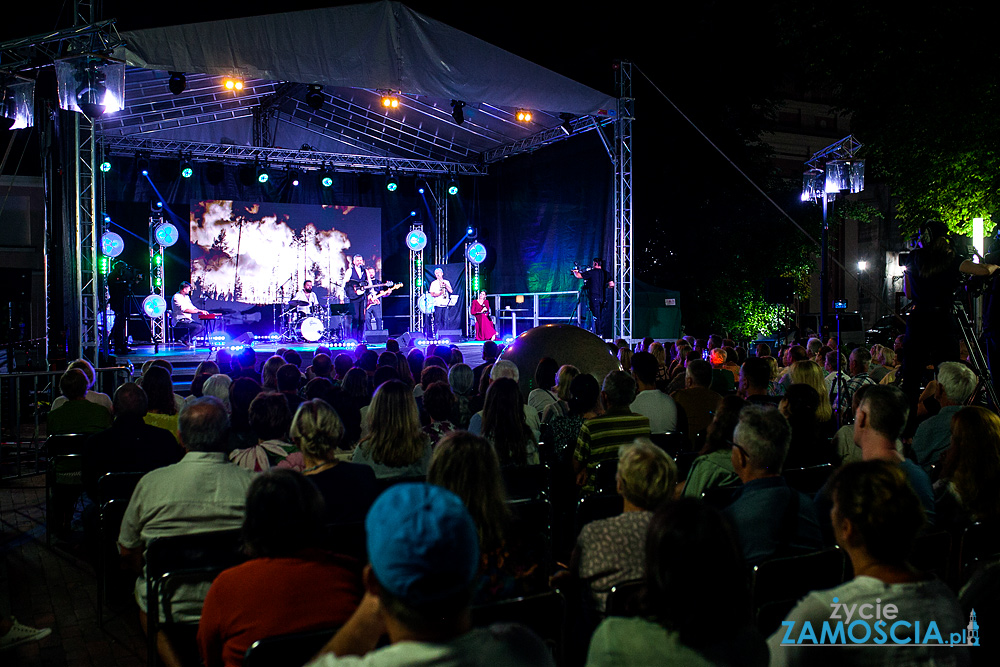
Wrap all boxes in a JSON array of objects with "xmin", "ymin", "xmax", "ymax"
[{"xmin": 471, "ymin": 299, "xmax": 498, "ymax": 341}]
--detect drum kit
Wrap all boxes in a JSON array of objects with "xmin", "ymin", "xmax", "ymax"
[{"xmin": 279, "ymin": 300, "xmax": 347, "ymax": 343}]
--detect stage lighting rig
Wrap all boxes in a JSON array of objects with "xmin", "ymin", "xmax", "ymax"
[
  {"xmin": 559, "ymin": 113, "xmax": 574, "ymax": 136},
  {"xmin": 289, "ymin": 169, "xmax": 301, "ymax": 187},
  {"xmin": 0, "ymin": 77, "xmax": 35, "ymax": 130},
  {"xmin": 168, "ymin": 72, "xmax": 186, "ymax": 95},
  {"xmin": 379, "ymin": 90, "xmax": 400, "ymax": 109},
  {"xmin": 256, "ymin": 163, "xmax": 270, "ymax": 184},
  {"xmin": 305, "ymin": 85, "xmax": 324, "ymax": 111},
  {"xmin": 100, "ymin": 159, "xmax": 112, "ymax": 173},
  {"xmin": 137, "ymin": 153, "xmax": 150, "ymax": 176},
  {"xmin": 515, "ymin": 109, "xmax": 532, "ymax": 122},
  {"xmin": 180, "ymin": 158, "xmax": 194, "ymax": 179},
  {"xmin": 223, "ymin": 76, "xmax": 244, "ymax": 92},
  {"xmin": 451, "ymin": 100, "xmax": 466, "ymax": 125},
  {"xmin": 320, "ymin": 165, "xmax": 334, "ymax": 188},
  {"xmin": 386, "ymin": 172, "xmax": 399, "ymax": 192},
  {"xmin": 447, "ymin": 180, "xmax": 459, "ymax": 196}
]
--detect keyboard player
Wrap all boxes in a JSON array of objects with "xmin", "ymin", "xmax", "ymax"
[{"xmin": 172, "ymin": 281, "xmax": 208, "ymax": 348}]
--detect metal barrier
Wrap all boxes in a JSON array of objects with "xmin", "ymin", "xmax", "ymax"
[
  {"xmin": 0, "ymin": 366, "xmax": 134, "ymax": 479},
  {"xmin": 489, "ymin": 291, "xmax": 583, "ymax": 338}
]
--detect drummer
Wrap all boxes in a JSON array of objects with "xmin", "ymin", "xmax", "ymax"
[{"xmin": 291, "ymin": 279, "xmax": 320, "ymax": 317}]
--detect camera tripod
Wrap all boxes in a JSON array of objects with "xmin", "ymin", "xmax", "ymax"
[{"xmin": 953, "ymin": 299, "xmax": 999, "ymax": 409}]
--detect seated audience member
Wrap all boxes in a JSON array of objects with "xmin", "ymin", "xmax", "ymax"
[
  {"xmin": 467, "ymin": 361, "xmax": 542, "ymax": 442},
  {"xmin": 527, "ymin": 357, "xmax": 560, "ymax": 419},
  {"xmin": 306, "ymin": 483, "xmax": 553, "ymax": 667},
  {"xmin": 83, "ymin": 383, "xmax": 182, "ymax": 496},
  {"xmin": 282, "ymin": 349, "xmax": 303, "ymax": 370},
  {"xmin": 629, "ymin": 351, "xmax": 678, "ymax": 434},
  {"xmin": 413, "ymin": 366, "xmax": 449, "ymax": 424},
  {"xmin": 202, "ymin": 374, "xmax": 233, "ymax": 413},
  {"xmin": 779, "ymin": 384, "xmax": 835, "ymax": 469},
  {"xmin": 648, "ymin": 342, "xmax": 668, "ymax": 385},
  {"xmin": 276, "ymin": 363, "xmax": 305, "ymax": 414},
  {"xmin": 868, "ymin": 344, "xmax": 897, "ymax": 384},
  {"xmin": 47, "ymin": 368, "xmax": 113, "ymax": 435},
  {"xmin": 708, "ymin": 348, "xmax": 736, "ymax": 393},
  {"xmin": 447, "ymin": 363, "xmax": 476, "ymax": 429},
  {"xmin": 671, "ymin": 359, "xmax": 723, "ymax": 449},
  {"xmin": 574, "ymin": 371, "xmax": 651, "ymax": 494},
  {"xmin": 197, "ymin": 470, "xmax": 362, "ymax": 667},
  {"xmin": 586, "ymin": 498, "xmax": 766, "ymax": 667},
  {"xmin": 479, "ymin": 378, "xmax": 540, "ymax": 466},
  {"xmin": 934, "ymin": 406, "xmax": 1000, "ymax": 530},
  {"xmin": 421, "ymin": 381, "xmax": 456, "ymax": 447},
  {"xmin": 352, "ymin": 380, "xmax": 432, "ymax": 478},
  {"xmin": 50, "ymin": 358, "xmax": 113, "ymax": 413},
  {"xmin": 576, "ymin": 439, "xmax": 677, "ymax": 611},
  {"xmin": 372, "ymin": 365, "xmax": 398, "ymax": 390},
  {"xmin": 259, "ymin": 355, "xmax": 286, "ymax": 391},
  {"xmin": 228, "ymin": 378, "xmax": 263, "ymax": 451},
  {"xmin": 833, "ymin": 347, "xmax": 877, "ymax": 423},
  {"xmin": 725, "ymin": 405, "xmax": 823, "ymax": 566},
  {"xmin": 332, "ymin": 354, "xmax": 353, "ymax": 383},
  {"xmin": 541, "ymin": 364, "xmax": 580, "ymax": 424},
  {"xmin": 472, "ymin": 341, "xmax": 498, "ymax": 388},
  {"xmin": 666, "ymin": 350, "xmax": 698, "ymax": 394},
  {"xmin": 138, "ymin": 366, "xmax": 179, "ymax": 440},
  {"xmin": 230, "ymin": 392, "xmax": 301, "ymax": 472},
  {"xmin": 788, "ymin": 360, "xmax": 837, "ymax": 437},
  {"xmin": 912, "ymin": 361, "xmax": 977, "ymax": 473},
  {"xmin": 215, "ymin": 350, "xmax": 234, "ymax": 375},
  {"xmin": 549, "ymin": 373, "xmax": 602, "ymax": 467},
  {"xmin": 230, "ymin": 347, "xmax": 261, "ymax": 383},
  {"xmin": 428, "ymin": 432, "xmax": 543, "ymax": 603},
  {"xmin": 395, "ymin": 352, "xmax": 415, "ymax": 389},
  {"xmin": 682, "ymin": 395, "xmax": 745, "ymax": 498},
  {"xmin": 118, "ymin": 397, "xmax": 254, "ymax": 667},
  {"xmin": 739, "ymin": 357, "xmax": 780, "ymax": 407},
  {"xmin": 823, "ymin": 350, "xmax": 850, "ymax": 404},
  {"xmin": 308, "ymin": 353, "xmax": 334, "ymax": 383},
  {"xmin": 186, "ymin": 360, "xmax": 221, "ymax": 404},
  {"xmin": 293, "ymin": 399, "xmax": 377, "ymax": 525},
  {"xmin": 768, "ymin": 461, "xmax": 969, "ymax": 667}
]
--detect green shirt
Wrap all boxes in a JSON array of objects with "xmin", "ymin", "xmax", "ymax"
[
  {"xmin": 586, "ymin": 617, "xmax": 715, "ymax": 667},
  {"xmin": 682, "ymin": 448, "xmax": 741, "ymax": 499},
  {"xmin": 47, "ymin": 399, "xmax": 112, "ymax": 435}
]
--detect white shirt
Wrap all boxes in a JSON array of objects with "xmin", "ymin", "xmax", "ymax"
[
  {"xmin": 630, "ymin": 389, "xmax": 679, "ymax": 434},
  {"xmin": 292, "ymin": 289, "xmax": 319, "ymax": 315},
  {"xmin": 173, "ymin": 292, "xmax": 196, "ymax": 321},
  {"xmin": 51, "ymin": 389, "xmax": 113, "ymax": 414},
  {"xmin": 430, "ymin": 278, "xmax": 452, "ymax": 307}
]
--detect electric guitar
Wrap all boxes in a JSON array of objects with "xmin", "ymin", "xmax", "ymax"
[
  {"xmin": 345, "ymin": 279, "xmax": 395, "ymax": 301},
  {"xmin": 366, "ymin": 282, "xmax": 403, "ymax": 312}
]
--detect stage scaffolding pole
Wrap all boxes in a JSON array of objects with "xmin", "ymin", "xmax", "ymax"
[
  {"xmin": 614, "ymin": 60, "xmax": 634, "ymax": 343},
  {"xmin": 73, "ymin": 114, "xmax": 100, "ymax": 364}
]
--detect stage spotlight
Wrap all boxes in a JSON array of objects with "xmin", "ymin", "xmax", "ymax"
[
  {"xmin": 515, "ymin": 109, "xmax": 532, "ymax": 122},
  {"xmin": 466, "ymin": 242, "xmax": 487, "ymax": 265},
  {"xmin": 100, "ymin": 160, "xmax": 112, "ymax": 173},
  {"xmin": 406, "ymin": 228, "xmax": 428, "ymax": 251},
  {"xmin": 386, "ymin": 173, "xmax": 399, "ymax": 192},
  {"xmin": 142, "ymin": 294, "xmax": 168, "ymax": 318},
  {"xmin": 75, "ymin": 66, "xmax": 108, "ymax": 119},
  {"xmin": 180, "ymin": 159, "xmax": 193, "ymax": 179},
  {"xmin": 410, "ymin": 211, "xmax": 417, "ymax": 217},
  {"xmin": 320, "ymin": 167, "xmax": 334, "ymax": 188},
  {"xmin": 223, "ymin": 77, "xmax": 244, "ymax": 92},
  {"xmin": 451, "ymin": 100, "xmax": 465, "ymax": 125},
  {"xmin": 0, "ymin": 78, "xmax": 34, "ymax": 130},
  {"xmin": 379, "ymin": 91, "xmax": 400, "ymax": 109},
  {"xmin": 416, "ymin": 178, "xmax": 427, "ymax": 195},
  {"xmin": 289, "ymin": 169, "xmax": 301, "ymax": 187},
  {"xmin": 305, "ymin": 85, "xmax": 323, "ymax": 111},
  {"xmin": 137, "ymin": 154, "xmax": 149, "ymax": 176},
  {"xmin": 168, "ymin": 72, "xmax": 186, "ymax": 95},
  {"xmin": 101, "ymin": 231, "xmax": 124, "ymax": 258},
  {"xmin": 466, "ymin": 226, "xmax": 477, "ymax": 239},
  {"xmin": 154, "ymin": 222, "xmax": 179, "ymax": 247},
  {"xmin": 447, "ymin": 180, "xmax": 459, "ymax": 196},
  {"xmin": 256, "ymin": 164, "xmax": 270, "ymax": 184},
  {"xmin": 559, "ymin": 113, "xmax": 574, "ymax": 136},
  {"xmin": 151, "ymin": 200, "xmax": 163, "ymax": 212}
]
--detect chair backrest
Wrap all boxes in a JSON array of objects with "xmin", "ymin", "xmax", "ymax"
[
  {"xmin": 574, "ymin": 493, "xmax": 623, "ymax": 536},
  {"xmin": 590, "ymin": 459, "xmax": 619, "ymax": 495},
  {"xmin": 751, "ymin": 548, "xmax": 847, "ymax": 635},
  {"xmin": 49, "ymin": 452, "xmax": 85, "ymax": 487},
  {"xmin": 672, "ymin": 450, "xmax": 699, "ymax": 480},
  {"xmin": 244, "ymin": 627, "xmax": 338, "ymax": 667},
  {"xmin": 97, "ymin": 471, "xmax": 146, "ymax": 504},
  {"xmin": 502, "ymin": 464, "xmax": 550, "ymax": 501},
  {"xmin": 959, "ymin": 521, "xmax": 1000, "ymax": 585},
  {"xmin": 648, "ymin": 432, "xmax": 691, "ymax": 458},
  {"xmin": 45, "ymin": 433, "xmax": 90, "ymax": 456},
  {"xmin": 471, "ymin": 590, "xmax": 566, "ymax": 663},
  {"xmin": 606, "ymin": 579, "xmax": 645, "ymax": 617},
  {"xmin": 701, "ymin": 486, "xmax": 737, "ymax": 510},
  {"xmin": 373, "ymin": 474, "xmax": 427, "ymax": 496},
  {"xmin": 783, "ymin": 464, "xmax": 834, "ymax": 495},
  {"xmin": 910, "ymin": 530, "xmax": 953, "ymax": 583}
]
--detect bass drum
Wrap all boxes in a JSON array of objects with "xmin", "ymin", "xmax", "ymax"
[
  {"xmin": 299, "ymin": 316, "xmax": 325, "ymax": 342},
  {"xmin": 418, "ymin": 293, "xmax": 436, "ymax": 315}
]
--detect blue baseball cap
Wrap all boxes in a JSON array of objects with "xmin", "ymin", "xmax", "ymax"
[{"xmin": 365, "ymin": 483, "xmax": 480, "ymax": 605}]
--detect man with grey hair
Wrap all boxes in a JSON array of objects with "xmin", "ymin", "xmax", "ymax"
[
  {"xmin": 573, "ymin": 371, "xmax": 651, "ymax": 494},
  {"xmin": 911, "ymin": 361, "xmax": 978, "ymax": 472},
  {"xmin": 118, "ymin": 397, "xmax": 254, "ymax": 666},
  {"xmin": 467, "ymin": 359, "xmax": 540, "ymax": 440},
  {"xmin": 725, "ymin": 405, "xmax": 823, "ymax": 566}
]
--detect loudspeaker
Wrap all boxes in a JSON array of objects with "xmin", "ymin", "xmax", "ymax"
[
  {"xmin": 399, "ymin": 331, "xmax": 425, "ymax": 348},
  {"xmin": 436, "ymin": 329, "xmax": 462, "ymax": 341},
  {"xmin": 363, "ymin": 329, "xmax": 389, "ymax": 344},
  {"xmin": 234, "ymin": 332, "xmax": 254, "ymax": 345},
  {"xmin": 764, "ymin": 278, "xmax": 794, "ymax": 304}
]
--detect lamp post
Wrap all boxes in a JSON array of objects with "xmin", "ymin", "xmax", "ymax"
[{"xmin": 857, "ymin": 260, "xmax": 867, "ymax": 323}]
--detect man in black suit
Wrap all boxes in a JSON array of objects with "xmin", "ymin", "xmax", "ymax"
[{"xmin": 346, "ymin": 254, "xmax": 370, "ymax": 340}]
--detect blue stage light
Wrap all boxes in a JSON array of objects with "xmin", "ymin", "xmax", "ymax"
[
  {"xmin": 101, "ymin": 231, "xmax": 124, "ymax": 258},
  {"xmin": 154, "ymin": 222, "xmax": 179, "ymax": 247},
  {"xmin": 142, "ymin": 294, "xmax": 167, "ymax": 318},
  {"xmin": 466, "ymin": 242, "xmax": 487, "ymax": 265},
  {"xmin": 406, "ymin": 228, "xmax": 428, "ymax": 251}
]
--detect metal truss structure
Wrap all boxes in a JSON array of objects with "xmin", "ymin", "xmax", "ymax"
[
  {"xmin": 613, "ymin": 61, "xmax": 634, "ymax": 342},
  {"xmin": 408, "ymin": 224, "xmax": 425, "ymax": 333},
  {"xmin": 74, "ymin": 116, "xmax": 100, "ymax": 364},
  {"xmin": 147, "ymin": 215, "xmax": 166, "ymax": 349}
]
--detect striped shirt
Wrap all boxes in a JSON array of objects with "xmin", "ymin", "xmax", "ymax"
[{"xmin": 574, "ymin": 408, "xmax": 651, "ymax": 493}]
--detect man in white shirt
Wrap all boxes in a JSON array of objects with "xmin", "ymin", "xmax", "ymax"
[
  {"xmin": 429, "ymin": 267, "xmax": 453, "ymax": 336},
  {"xmin": 629, "ymin": 351, "xmax": 678, "ymax": 433},
  {"xmin": 291, "ymin": 279, "xmax": 319, "ymax": 316},
  {"xmin": 172, "ymin": 281, "xmax": 208, "ymax": 348}
]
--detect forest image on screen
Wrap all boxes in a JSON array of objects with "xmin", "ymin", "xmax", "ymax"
[{"xmin": 189, "ymin": 201, "xmax": 382, "ymax": 305}]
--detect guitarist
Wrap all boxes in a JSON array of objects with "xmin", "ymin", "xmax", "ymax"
[
  {"xmin": 345, "ymin": 254, "xmax": 369, "ymax": 340},
  {"xmin": 364, "ymin": 267, "xmax": 387, "ymax": 331}
]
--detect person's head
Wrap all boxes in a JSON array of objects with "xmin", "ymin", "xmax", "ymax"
[
  {"xmin": 617, "ymin": 347, "xmax": 633, "ymax": 371},
  {"xmin": 784, "ymin": 345, "xmax": 808, "ymax": 367},
  {"xmin": 140, "ymin": 365, "xmax": 176, "ymax": 414},
  {"xmin": 290, "ymin": 398, "xmax": 345, "ymax": 461},
  {"xmin": 365, "ymin": 267, "xmax": 376, "ymax": 278},
  {"xmin": 303, "ymin": 279, "xmax": 313, "ymax": 293},
  {"xmin": 423, "ymin": 381, "xmax": 455, "ymax": 423},
  {"xmin": 236, "ymin": 346, "xmax": 255, "ymax": 370},
  {"xmin": 304, "ymin": 377, "xmax": 335, "ymax": 403},
  {"xmin": 449, "ymin": 347, "xmax": 463, "ymax": 366},
  {"xmin": 592, "ymin": 257, "xmax": 602, "ymax": 269},
  {"xmin": 806, "ymin": 337, "xmax": 823, "ymax": 356},
  {"xmin": 739, "ymin": 357, "xmax": 770, "ymax": 395},
  {"xmin": 482, "ymin": 377, "xmax": 533, "ymax": 466},
  {"xmin": 230, "ymin": 377, "xmax": 263, "ymax": 429},
  {"xmin": 829, "ymin": 461, "xmax": 925, "ymax": 565},
  {"xmin": 708, "ymin": 348, "xmax": 726, "ymax": 367},
  {"xmin": 194, "ymin": 360, "xmax": 221, "ymax": 378},
  {"xmin": 447, "ymin": 363, "xmax": 474, "ymax": 396},
  {"xmin": 373, "ymin": 365, "xmax": 399, "ymax": 388},
  {"xmin": 704, "ymin": 395, "xmax": 745, "ymax": 455},
  {"xmin": 311, "ymin": 353, "xmax": 333, "ymax": 379},
  {"xmin": 59, "ymin": 368, "xmax": 89, "ymax": 400},
  {"xmin": 602, "ymin": 370, "xmax": 637, "ymax": 409},
  {"xmin": 362, "ymin": 380, "xmax": 425, "ymax": 467},
  {"xmin": 616, "ymin": 439, "xmax": 677, "ymax": 510},
  {"xmin": 423, "ymin": 355, "xmax": 447, "ymax": 371},
  {"xmin": 553, "ymin": 364, "xmax": 580, "ymax": 401},
  {"xmin": 481, "ymin": 341, "xmax": 498, "ymax": 361},
  {"xmin": 364, "ymin": 484, "xmax": 479, "ymax": 636},
  {"xmin": 731, "ymin": 405, "xmax": 790, "ymax": 477},
  {"xmin": 853, "ymin": 385, "xmax": 909, "ymax": 445},
  {"xmin": 848, "ymin": 347, "xmax": 871, "ymax": 376},
  {"xmin": 756, "ymin": 342, "xmax": 771, "ymax": 358},
  {"xmin": 428, "ymin": 431, "xmax": 509, "ymax": 551},
  {"xmin": 568, "ymin": 373, "xmax": 601, "ymax": 416},
  {"xmin": 113, "ymin": 382, "xmax": 148, "ymax": 419},
  {"xmin": 276, "ymin": 364, "xmax": 302, "ymax": 393},
  {"xmin": 66, "ymin": 358, "xmax": 97, "ymax": 389},
  {"xmin": 420, "ymin": 365, "xmax": 449, "ymax": 390},
  {"xmin": 377, "ymin": 352, "xmax": 397, "ymax": 369},
  {"xmin": 935, "ymin": 361, "xmax": 977, "ymax": 406},
  {"xmin": 331, "ymin": 353, "xmax": 353, "ymax": 380},
  {"xmin": 642, "ymin": 499, "xmax": 751, "ymax": 650},
  {"xmin": 242, "ymin": 469, "xmax": 326, "ymax": 558},
  {"xmin": 359, "ymin": 350, "xmax": 379, "ymax": 373},
  {"xmin": 434, "ymin": 267, "xmax": 444, "ymax": 279},
  {"xmin": 200, "ymin": 375, "xmax": 231, "ymax": 412},
  {"xmin": 649, "ymin": 342, "xmax": 666, "ymax": 365},
  {"xmin": 248, "ymin": 392, "xmax": 292, "ymax": 442},
  {"xmin": 489, "ymin": 359, "xmax": 519, "ymax": 383},
  {"xmin": 178, "ymin": 281, "xmax": 192, "ymax": 295},
  {"xmin": 825, "ymin": 349, "xmax": 847, "ymax": 373},
  {"xmin": 789, "ymin": 360, "xmax": 833, "ymax": 422},
  {"xmin": 478, "ymin": 290, "xmax": 487, "ymax": 300},
  {"xmin": 385, "ymin": 339, "xmax": 400, "ymax": 354},
  {"xmin": 353, "ymin": 254, "xmax": 364, "ymax": 267},
  {"xmin": 685, "ymin": 359, "xmax": 713, "ymax": 389},
  {"xmin": 941, "ymin": 407, "xmax": 1000, "ymax": 521},
  {"xmin": 533, "ymin": 357, "xmax": 559, "ymax": 392},
  {"xmin": 260, "ymin": 355, "xmax": 286, "ymax": 390},
  {"xmin": 216, "ymin": 349, "xmax": 233, "ymax": 372},
  {"xmin": 780, "ymin": 383, "xmax": 821, "ymax": 426},
  {"xmin": 178, "ymin": 396, "xmax": 230, "ymax": 452}
]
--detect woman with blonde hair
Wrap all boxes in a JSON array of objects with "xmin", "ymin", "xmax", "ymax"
[
  {"xmin": 541, "ymin": 364, "xmax": 580, "ymax": 423},
  {"xmin": 259, "ymin": 355, "xmax": 286, "ymax": 390},
  {"xmin": 351, "ymin": 380, "xmax": 431, "ymax": 478},
  {"xmin": 789, "ymin": 360, "xmax": 834, "ymax": 425},
  {"xmin": 935, "ymin": 406, "xmax": 1000, "ymax": 529}
]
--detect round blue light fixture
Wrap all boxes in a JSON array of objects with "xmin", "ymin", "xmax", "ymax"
[
  {"xmin": 142, "ymin": 294, "xmax": 167, "ymax": 318},
  {"xmin": 406, "ymin": 228, "xmax": 428, "ymax": 251},
  {"xmin": 101, "ymin": 231, "xmax": 124, "ymax": 258},
  {"xmin": 100, "ymin": 160, "xmax": 112, "ymax": 173},
  {"xmin": 154, "ymin": 222, "xmax": 179, "ymax": 247},
  {"xmin": 180, "ymin": 161, "xmax": 193, "ymax": 178},
  {"xmin": 466, "ymin": 242, "xmax": 487, "ymax": 265}
]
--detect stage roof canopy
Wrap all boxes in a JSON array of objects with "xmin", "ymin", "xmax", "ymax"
[{"xmin": 90, "ymin": 1, "xmax": 618, "ymax": 172}]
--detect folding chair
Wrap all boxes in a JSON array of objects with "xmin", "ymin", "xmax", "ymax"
[
  {"xmin": 606, "ymin": 579, "xmax": 645, "ymax": 617},
  {"xmin": 751, "ymin": 548, "xmax": 847, "ymax": 635},
  {"xmin": 46, "ymin": 452, "xmax": 84, "ymax": 545},
  {"xmin": 98, "ymin": 498, "xmax": 132, "ymax": 627},
  {"xmin": 574, "ymin": 493, "xmax": 623, "ymax": 537},
  {"xmin": 502, "ymin": 464, "xmax": 550, "ymax": 501},
  {"xmin": 783, "ymin": 464, "xmax": 834, "ymax": 495},
  {"xmin": 96, "ymin": 471, "xmax": 146, "ymax": 505},
  {"xmin": 244, "ymin": 627, "xmax": 339, "ymax": 667},
  {"xmin": 472, "ymin": 590, "xmax": 567, "ymax": 665},
  {"xmin": 958, "ymin": 520, "xmax": 1000, "ymax": 587}
]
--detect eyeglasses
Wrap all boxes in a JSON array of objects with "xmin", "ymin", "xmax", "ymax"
[{"xmin": 729, "ymin": 440, "xmax": 750, "ymax": 460}]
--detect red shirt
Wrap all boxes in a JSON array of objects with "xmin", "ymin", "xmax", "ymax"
[{"xmin": 197, "ymin": 550, "xmax": 362, "ymax": 667}]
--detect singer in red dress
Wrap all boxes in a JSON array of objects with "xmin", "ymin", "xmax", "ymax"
[{"xmin": 471, "ymin": 291, "xmax": 498, "ymax": 341}]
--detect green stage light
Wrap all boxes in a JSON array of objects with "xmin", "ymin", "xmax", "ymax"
[{"xmin": 100, "ymin": 160, "xmax": 112, "ymax": 172}]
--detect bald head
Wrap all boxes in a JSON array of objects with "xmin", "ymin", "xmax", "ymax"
[{"xmin": 113, "ymin": 382, "xmax": 148, "ymax": 419}]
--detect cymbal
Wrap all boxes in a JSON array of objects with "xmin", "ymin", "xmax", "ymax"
[{"xmin": 289, "ymin": 299, "xmax": 310, "ymax": 306}]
